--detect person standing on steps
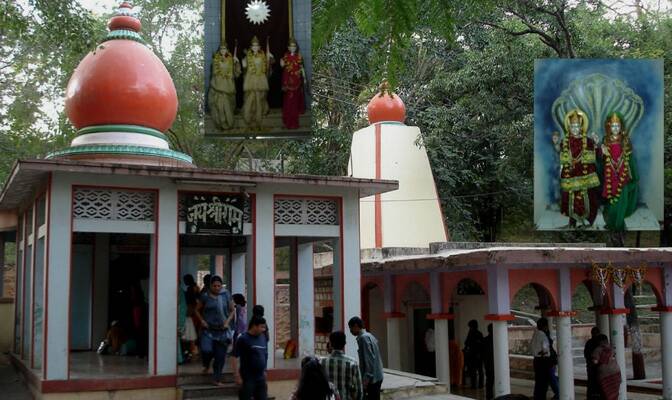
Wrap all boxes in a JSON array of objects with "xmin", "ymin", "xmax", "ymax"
[
  {"xmin": 232, "ymin": 315, "xmax": 269, "ymax": 400},
  {"xmin": 195, "ymin": 275, "xmax": 234, "ymax": 386},
  {"xmin": 348, "ymin": 317, "xmax": 384, "ymax": 400}
]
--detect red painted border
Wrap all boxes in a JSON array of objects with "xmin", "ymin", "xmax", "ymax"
[
  {"xmin": 484, "ymin": 314, "xmax": 515, "ymax": 321},
  {"xmin": 545, "ymin": 310, "xmax": 577, "ymax": 317},
  {"xmin": 427, "ymin": 313, "xmax": 455, "ymax": 320},
  {"xmin": 89, "ymin": 235, "xmax": 96, "ymax": 349},
  {"xmin": 274, "ymin": 194, "xmax": 345, "ymax": 330},
  {"xmin": 30, "ymin": 198, "xmax": 38, "ymax": 368},
  {"xmin": 651, "ymin": 306, "xmax": 672, "ymax": 312},
  {"xmin": 152, "ymin": 187, "xmax": 159, "ymax": 375},
  {"xmin": 42, "ymin": 375, "xmax": 177, "ymax": 393},
  {"xmin": 43, "ymin": 173, "xmax": 52, "ymax": 377},
  {"xmin": 267, "ymin": 369, "xmax": 300, "ymax": 381},
  {"xmin": 20, "ymin": 210, "xmax": 28, "ymax": 359},
  {"xmin": 383, "ymin": 312, "xmax": 406, "ymax": 319},
  {"xmin": 374, "ymin": 124, "xmax": 382, "ymax": 247},
  {"xmin": 600, "ymin": 308, "xmax": 630, "ymax": 315},
  {"xmin": 337, "ymin": 197, "xmax": 345, "ymax": 330},
  {"xmin": 68, "ymin": 184, "xmax": 160, "ymax": 379}
]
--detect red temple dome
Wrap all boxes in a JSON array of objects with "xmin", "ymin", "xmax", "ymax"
[
  {"xmin": 64, "ymin": 2, "xmax": 178, "ymax": 132},
  {"xmin": 367, "ymin": 82, "xmax": 406, "ymax": 124}
]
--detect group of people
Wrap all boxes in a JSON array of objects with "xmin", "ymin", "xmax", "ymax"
[
  {"xmin": 208, "ymin": 36, "xmax": 306, "ymax": 131},
  {"xmin": 179, "ymin": 273, "xmax": 385, "ymax": 400},
  {"xmin": 289, "ymin": 318, "xmax": 385, "ymax": 400},
  {"xmin": 532, "ymin": 318, "xmax": 622, "ymax": 400},
  {"xmin": 462, "ymin": 320, "xmax": 496, "ymax": 399}
]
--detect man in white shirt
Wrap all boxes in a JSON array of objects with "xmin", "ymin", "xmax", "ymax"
[{"xmin": 531, "ymin": 318, "xmax": 551, "ymax": 400}]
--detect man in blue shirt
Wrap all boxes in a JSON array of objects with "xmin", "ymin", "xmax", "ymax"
[
  {"xmin": 232, "ymin": 315, "xmax": 268, "ymax": 400},
  {"xmin": 348, "ymin": 317, "xmax": 384, "ymax": 400}
]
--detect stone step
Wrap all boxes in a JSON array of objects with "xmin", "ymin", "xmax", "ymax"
[
  {"xmin": 178, "ymin": 372, "xmax": 234, "ymax": 386},
  {"xmin": 179, "ymin": 383, "xmax": 238, "ymax": 399}
]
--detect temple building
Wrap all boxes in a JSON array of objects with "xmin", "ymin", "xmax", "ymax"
[
  {"xmin": 340, "ymin": 85, "xmax": 672, "ymax": 399},
  {"xmin": 3, "ymin": 3, "xmax": 672, "ymax": 400},
  {"xmin": 1, "ymin": 3, "xmax": 395, "ymax": 399}
]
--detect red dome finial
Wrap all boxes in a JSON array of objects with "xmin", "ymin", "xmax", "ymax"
[
  {"xmin": 64, "ymin": 1, "xmax": 177, "ymax": 133},
  {"xmin": 367, "ymin": 81, "xmax": 406, "ymax": 124},
  {"xmin": 108, "ymin": 2, "xmax": 141, "ymax": 33}
]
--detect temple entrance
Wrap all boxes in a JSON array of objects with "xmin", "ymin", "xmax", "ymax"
[{"xmin": 69, "ymin": 233, "xmax": 151, "ymax": 378}]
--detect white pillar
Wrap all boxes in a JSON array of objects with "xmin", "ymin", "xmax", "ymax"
[
  {"xmin": 661, "ymin": 311, "xmax": 672, "ymax": 399},
  {"xmin": 231, "ymin": 253, "xmax": 246, "ymax": 296},
  {"xmin": 297, "ymin": 242, "xmax": 314, "ymax": 357},
  {"xmin": 255, "ymin": 190, "xmax": 275, "ymax": 368},
  {"xmin": 386, "ymin": 317, "xmax": 402, "ymax": 370},
  {"xmin": 44, "ymin": 173, "xmax": 71, "ymax": 380},
  {"xmin": 556, "ymin": 315, "xmax": 574, "ymax": 399},
  {"xmin": 429, "ymin": 271, "xmax": 450, "ymax": 389},
  {"xmin": 339, "ymin": 193, "xmax": 361, "ymax": 359},
  {"xmin": 493, "ymin": 320, "xmax": 511, "ymax": 397},
  {"xmin": 487, "ymin": 264, "xmax": 512, "ymax": 396},
  {"xmin": 435, "ymin": 319, "xmax": 450, "ymax": 387},
  {"xmin": 597, "ymin": 312, "xmax": 610, "ymax": 336},
  {"xmin": 609, "ymin": 313, "xmax": 627, "ymax": 400},
  {"xmin": 153, "ymin": 188, "xmax": 178, "ymax": 376}
]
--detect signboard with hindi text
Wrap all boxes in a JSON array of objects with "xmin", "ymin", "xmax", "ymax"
[{"xmin": 185, "ymin": 194, "xmax": 245, "ymax": 235}]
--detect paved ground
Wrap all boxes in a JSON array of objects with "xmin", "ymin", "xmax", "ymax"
[
  {"xmin": 0, "ymin": 354, "xmax": 31, "ymax": 400},
  {"xmin": 446, "ymin": 378, "xmax": 661, "ymax": 400}
]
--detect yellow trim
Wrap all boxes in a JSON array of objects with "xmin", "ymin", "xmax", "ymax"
[
  {"xmin": 220, "ymin": 0, "xmax": 226, "ymax": 43},
  {"xmin": 560, "ymin": 173, "xmax": 600, "ymax": 191},
  {"xmin": 288, "ymin": 0, "xmax": 293, "ymax": 38}
]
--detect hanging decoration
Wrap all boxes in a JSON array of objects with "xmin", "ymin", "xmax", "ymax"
[
  {"xmin": 628, "ymin": 263, "xmax": 647, "ymax": 289},
  {"xmin": 611, "ymin": 265, "xmax": 629, "ymax": 293},
  {"xmin": 592, "ymin": 262, "xmax": 611, "ymax": 296},
  {"xmin": 591, "ymin": 262, "xmax": 648, "ymax": 295}
]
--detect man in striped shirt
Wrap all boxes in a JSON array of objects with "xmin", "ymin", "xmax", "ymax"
[{"xmin": 321, "ymin": 331, "xmax": 363, "ymax": 400}]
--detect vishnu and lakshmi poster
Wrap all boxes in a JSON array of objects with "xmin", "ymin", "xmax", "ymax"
[
  {"xmin": 534, "ymin": 59, "xmax": 663, "ymax": 231},
  {"xmin": 203, "ymin": 0, "xmax": 311, "ymax": 137}
]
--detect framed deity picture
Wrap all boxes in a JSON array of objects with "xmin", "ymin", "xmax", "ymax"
[
  {"xmin": 203, "ymin": 0, "xmax": 312, "ymax": 138},
  {"xmin": 533, "ymin": 59, "xmax": 664, "ymax": 231}
]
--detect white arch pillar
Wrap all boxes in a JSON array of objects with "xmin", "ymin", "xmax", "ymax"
[
  {"xmin": 297, "ymin": 241, "xmax": 315, "ymax": 357},
  {"xmin": 383, "ymin": 274, "xmax": 403, "ymax": 370},
  {"xmin": 658, "ymin": 265, "xmax": 672, "ymax": 399},
  {"xmin": 553, "ymin": 267, "xmax": 575, "ymax": 400},
  {"xmin": 486, "ymin": 264, "xmax": 512, "ymax": 397},
  {"xmin": 609, "ymin": 283, "xmax": 628, "ymax": 400},
  {"xmin": 428, "ymin": 271, "xmax": 450, "ymax": 390}
]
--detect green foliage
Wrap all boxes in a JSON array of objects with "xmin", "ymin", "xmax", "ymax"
[{"xmin": 312, "ymin": 0, "xmax": 478, "ymax": 86}]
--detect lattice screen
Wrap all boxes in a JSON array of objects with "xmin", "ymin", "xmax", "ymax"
[
  {"xmin": 73, "ymin": 188, "xmax": 155, "ymax": 221},
  {"xmin": 274, "ymin": 198, "xmax": 338, "ymax": 225}
]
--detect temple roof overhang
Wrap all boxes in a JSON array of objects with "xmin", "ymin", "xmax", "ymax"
[
  {"xmin": 356, "ymin": 245, "xmax": 672, "ymax": 274},
  {"xmin": 0, "ymin": 158, "xmax": 398, "ymax": 211}
]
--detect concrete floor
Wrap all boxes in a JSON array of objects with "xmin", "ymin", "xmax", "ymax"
[
  {"xmin": 0, "ymin": 354, "xmax": 31, "ymax": 400},
  {"xmin": 447, "ymin": 378, "xmax": 661, "ymax": 400}
]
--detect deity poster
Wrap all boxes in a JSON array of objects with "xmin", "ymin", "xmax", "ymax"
[
  {"xmin": 203, "ymin": 0, "xmax": 312, "ymax": 138},
  {"xmin": 534, "ymin": 59, "xmax": 663, "ymax": 231}
]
